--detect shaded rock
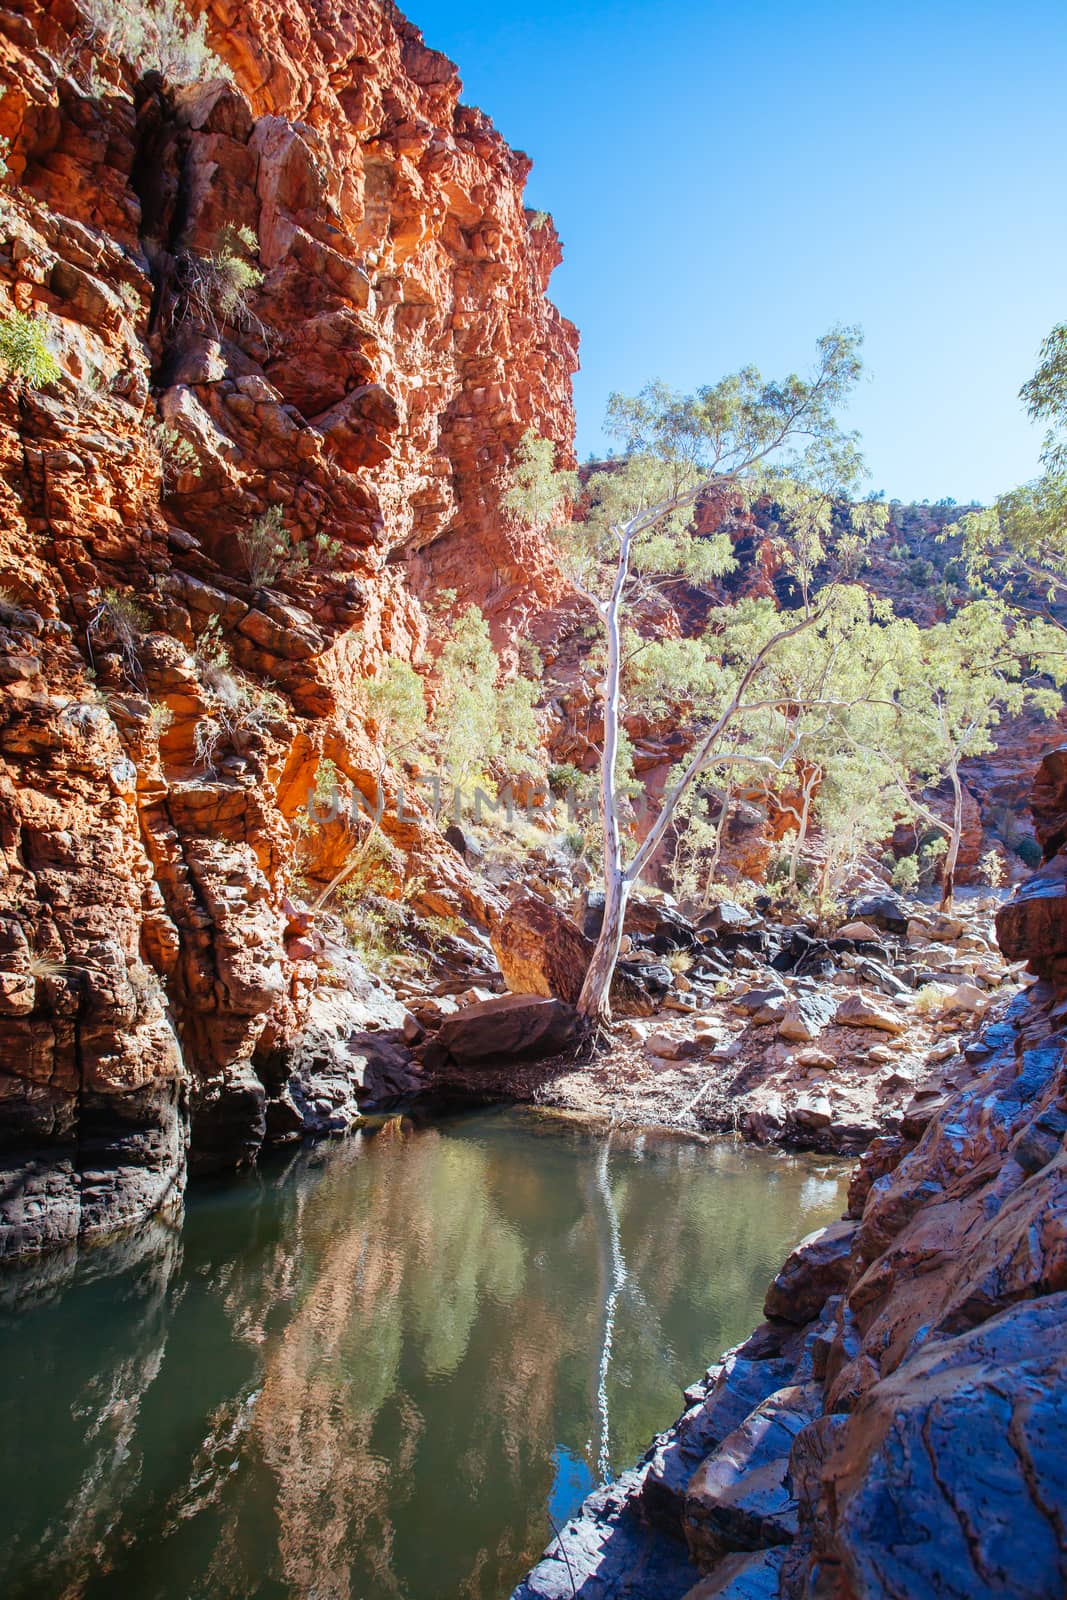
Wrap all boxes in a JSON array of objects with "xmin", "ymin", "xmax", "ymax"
[
  {"xmin": 512, "ymin": 1467, "xmax": 701, "ymax": 1600},
  {"xmin": 700, "ymin": 901, "xmax": 757, "ymax": 933},
  {"xmin": 684, "ymin": 1383, "xmax": 819, "ymax": 1565},
  {"xmin": 642, "ymin": 1355, "xmax": 797, "ymax": 1536},
  {"xmin": 808, "ymin": 1296, "xmax": 1067, "ymax": 1600},
  {"xmin": 433, "ymin": 994, "xmax": 579, "ymax": 1066},
  {"xmin": 584, "ymin": 891, "xmax": 697, "ymax": 949},
  {"xmin": 680, "ymin": 1548, "xmax": 786, "ymax": 1600},
  {"xmin": 444, "ymin": 823, "xmax": 484, "ymax": 864},
  {"xmin": 847, "ymin": 890, "xmax": 910, "ymax": 936},
  {"xmin": 763, "ymin": 1218, "xmax": 858, "ymax": 1324}
]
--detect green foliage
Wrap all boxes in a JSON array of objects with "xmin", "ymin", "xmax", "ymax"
[
  {"xmin": 144, "ymin": 416, "xmax": 199, "ymax": 490},
  {"xmin": 0, "ymin": 137, "xmax": 10, "ymax": 182},
  {"xmin": 1016, "ymin": 834, "xmax": 1043, "ymax": 869},
  {"xmin": 314, "ymin": 756, "xmax": 341, "ymax": 804},
  {"xmin": 952, "ymin": 319, "xmax": 1067, "ymax": 607},
  {"xmin": 1021, "ymin": 320, "xmax": 1067, "ymax": 471},
  {"xmin": 434, "ymin": 605, "xmax": 540, "ymax": 792},
  {"xmin": 365, "ymin": 658, "xmax": 427, "ymax": 755},
  {"xmin": 547, "ymin": 761, "xmax": 587, "ymax": 797},
  {"xmin": 0, "ymin": 312, "xmax": 60, "ymax": 388},
  {"xmin": 194, "ymin": 614, "xmax": 230, "ymax": 670},
  {"xmin": 503, "ymin": 430, "xmax": 578, "ymax": 531},
  {"xmin": 81, "ymin": 0, "xmax": 230, "ymax": 85},
  {"xmin": 235, "ymin": 507, "xmax": 340, "ymax": 590},
  {"xmin": 890, "ymin": 852, "xmax": 920, "ymax": 891},
  {"xmin": 237, "ymin": 505, "xmax": 289, "ymax": 587},
  {"xmin": 526, "ymin": 210, "xmax": 550, "ymax": 231}
]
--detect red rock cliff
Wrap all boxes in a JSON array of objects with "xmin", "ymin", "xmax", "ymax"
[{"xmin": 0, "ymin": 0, "xmax": 578, "ymax": 1253}]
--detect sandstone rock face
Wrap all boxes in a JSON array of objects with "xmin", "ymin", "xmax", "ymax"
[{"xmin": 0, "ymin": 0, "xmax": 576, "ymax": 1250}]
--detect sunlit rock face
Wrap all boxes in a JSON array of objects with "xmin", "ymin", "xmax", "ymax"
[{"xmin": 0, "ymin": 0, "xmax": 577, "ymax": 1250}]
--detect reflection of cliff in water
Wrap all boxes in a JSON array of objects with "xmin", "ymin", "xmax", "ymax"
[
  {"xmin": 0, "ymin": 1112, "xmax": 848, "ymax": 1600},
  {"xmin": 0, "ymin": 1217, "xmax": 184, "ymax": 1600}
]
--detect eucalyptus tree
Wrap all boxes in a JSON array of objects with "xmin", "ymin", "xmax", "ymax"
[
  {"xmin": 952, "ymin": 318, "xmax": 1067, "ymax": 612},
  {"xmin": 850, "ymin": 601, "xmax": 1065, "ymax": 910},
  {"xmin": 506, "ymin": 329, "xmax": 887, "ymax": 1024}
]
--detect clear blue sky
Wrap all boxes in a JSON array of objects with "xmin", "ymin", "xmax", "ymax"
[{"xmin": 405, "ymin": 0, "xmax": 1067, "ymax": 503}]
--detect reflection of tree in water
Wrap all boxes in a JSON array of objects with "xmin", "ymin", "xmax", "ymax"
[{"xmin": 0, "ymin": 1114, "xmax": 848, "ymax": 1600}]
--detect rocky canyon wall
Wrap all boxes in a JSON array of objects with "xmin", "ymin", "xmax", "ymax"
[{"xmin": 0, "ymin": 0, "xmax": 577, "ymax": 1254}]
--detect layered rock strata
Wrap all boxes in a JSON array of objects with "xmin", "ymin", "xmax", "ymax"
[{"xmin": 0, "ymin": 0, "xmax": 577, "ymax": 1254}]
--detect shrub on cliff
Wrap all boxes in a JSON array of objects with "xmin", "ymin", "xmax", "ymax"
[
  {"xmin": 181, "ymin": 226, "xmax": 263, "ymax": 336},
  {"xmin": 0, "ymin": 312, "xmax": 61, "ymax": 388},
  {"xmin": 237, "ymin": 506, "xmax": 290, "ymax": 588},
  {"xmin": 80, "ymin": 0, "xmax": 229, "ymax": 85}
]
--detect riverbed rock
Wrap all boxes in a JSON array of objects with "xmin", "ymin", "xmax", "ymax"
[
  {"xmin": 777, "ymin": 991, "xmax": 837, "ymax": 1041},
  {"xmin": 432, "ymin": 994, "xmax": 579, "ymax": 1066},
  {"xmin": 847, "ymin": 890, "xmax": 910, "ymax": 936},
  {"xmin": 680, "ymin": 1548, "xmax": 786, "ymax": 1600},
  {"xmin": 835, "ymin": 921, "xmax": 882, "ymax": 943},
  {"xmin": 512, "ymin": 1466, "xmax": 701, "ymax": 1600},
  {"xmin": 834, "ymin": 993, "xmax": 907, "ymax": 1033}
]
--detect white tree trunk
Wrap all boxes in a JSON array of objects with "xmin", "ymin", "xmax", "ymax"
[
  {"xmin": 578, "ymin": 526, "xmax": 634, "ymax": 1024},
  {"xmin": 940, "ymin": 762, "xmax": 964, "ymax": 912}
]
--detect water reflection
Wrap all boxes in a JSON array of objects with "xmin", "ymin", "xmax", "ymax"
[{"xmin": 0, "ymin": 1111, "xmax": 847, "ymax": 1600}]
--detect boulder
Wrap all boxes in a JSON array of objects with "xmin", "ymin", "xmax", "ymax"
[
  {"xmin": 433, "ymin": 994, "xmax": 579, "ymax": 1066},
  {"xmin": 584, "ymin": 891, "xmax": 697, "ymax": 949},
  {"xmin": 763, "ymin": 1218, "xmax": 858, "ymax": 1323},
  {"xmin": 778, "ymin": 990, "xmax": 837, "ymax": 1042},
  {"xmin": 792, "ymin": 1091, "xmax": 833, "ymax": 1129},
  {"xmin": 684, "ymin": 1383, "xmax": 819, "ymax": 1565},
  {"xmin": 642, "ymin": 1354, "xmax": 796, "ymax": 1534},
  {"xmin": 941, "ymin": 981, "xmax": 989, "ymax": 1015},
  {"xmin": 847, "ymin": 890, "xmax": 910, "ymax": 936},
  {"xmin": 645, "ymin": 1032, "xmax": 697, "ymax": 1061},
  {"xmin": 492, "ymin": 893, "xmax": 591, "ymax": 1005},
  {"xmin": 443, "ymin": 823, "xmax": 484, "ymax": 864},
  {"xmin": 700, "ymin": 900, "xmax": 758, "ymax": 933},
  {"xmin": 836, "ymin": 921, "xmax": 882, "ymax": 942},
  {"xmin": 835, "ymin": 993, "xmax": 907, "ymax": 1033},
  {"xmin": 734, "ymin": 985, "xmax": 788, "ymax": 1017}
]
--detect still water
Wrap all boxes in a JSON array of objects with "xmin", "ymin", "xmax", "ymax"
[{"xmin": 0, "ymin": 1109, "xmax": 848, "ymax": 1600}]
